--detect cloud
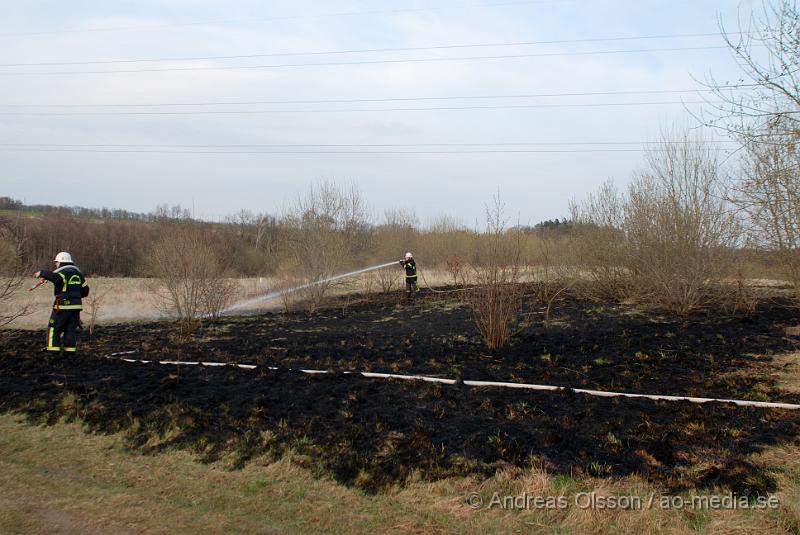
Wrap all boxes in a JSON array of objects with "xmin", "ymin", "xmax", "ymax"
[{"xmin": 0, "ymin": 1, "xmax": 751, "ymax": 223}]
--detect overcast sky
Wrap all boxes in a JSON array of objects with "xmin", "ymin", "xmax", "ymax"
[{"xmin": 0, "ymin": 0, "xmax": 758, "ymax": 226}]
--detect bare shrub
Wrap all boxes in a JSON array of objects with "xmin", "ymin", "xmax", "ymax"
[
  {"xmin": 569, "ymin": 179, "xmax": 632, "ymax": 301},
  {"xmin": 463, "ymin": 196, "xmax": 525, "ymax": 350},
  {"xmin": 368, "ymin": 267, "xmax": 401, "ymax": 294},
  {"xmin": 82, "ymin": 281, "xmax": 107, "ymax": 338},
  {"xmin": 202, "ymin": 278, "xmax": 240, "ymax": 321},
  {"xmin": 571, "ymin": 131, "xmax": 740, "ymax": 313},
  {"xmin": 624, "ymin": 131, "xmax": 740, "ymax": 313},
  {"xmin": 372, "ymin": 208, "xmax": 418, "ymax": 270},
  {"xmin": 282, "ymin": 181, "xmax": 371, "ymax": 310},
  {"xmin": 292, "ymin": 281, "xmax": 332, "ymax": 313},
  {"xmin": 444, "ymin": 254, "xmax": 465, "ymax": 286},
  {"xmin": 146, "ymin": 226, "xmax": 236, "ymax": 335},
  {"xmin": 278, "ymin": 278, "xmax": 303, "ymax": 313},
  {"xmin": 0, "ymin": 218, "xmax": 32, "ymax": 330},
  {"xmin": 529, "ymin": 234, "xmax": 579, "ymax": 327}
]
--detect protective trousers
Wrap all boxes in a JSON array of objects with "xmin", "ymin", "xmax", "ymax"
[
  {"xmin": 405, "ymin": 276, "xmax": 419, "ymax": 296},
  {"xmin": 47, "ymin": 309, "xmax": 80, "ymax": 353}
]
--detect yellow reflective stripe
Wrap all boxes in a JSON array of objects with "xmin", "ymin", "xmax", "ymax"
[
  {"xmin": 47, "ymin": 328, "xmax": 60, "ymax": 350},
  {"xmin": 68, "ymin": 275, "xmax": 82, "ymax": 286},
  {"xmin": 82, "ymin": 281, "xmax": 89, "ymax": 287},
  {"xmin": 63, "ymin": 347, "xmax": 77, "ymax": 352},
  {"xmin": 56, "ymin": 305, "xmax": 83, "ymax": 310},
  {"xmin": 58, "ymin": 272, "xmax": 67, "ymax": 291}
]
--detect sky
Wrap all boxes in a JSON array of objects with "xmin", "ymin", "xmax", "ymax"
[{"xmin": 0, "ymin": 0, "xmax": 760, "ymax": 227}]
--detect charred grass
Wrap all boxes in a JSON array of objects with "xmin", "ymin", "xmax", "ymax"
[{"xmin": 2, "ymin": 287, "xmax": 800, "ymax": 499}]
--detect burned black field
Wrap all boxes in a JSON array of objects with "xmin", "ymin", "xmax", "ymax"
[{"xmin": 3, "ymin": 289, "xmax": 800, "ymax": 495}]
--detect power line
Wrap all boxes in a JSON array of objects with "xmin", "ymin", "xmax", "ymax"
[
  {"xmin": 0, "ymin": 88, "xmax": 743, "ymax": 109},
  {"xmin": 0, "ymin": 32, "xmax": 737, "ymax": 68},
  {"xmin": 0, "ymin": 45, "xmax": 730, "ymax": 76},
  {"xmin": 0, "ymin": 0, "xmax": 573, "ymax": 38},
  {"xmin": 0, "ymin": 148, "xmax": 731, "ymax": 154},
  {"xmin": 0, "ymin": 100, "xmax": 712, "ymax": 116},
  {"xmin": 0, "ymin": 141, "xmax": 739, "ymax": 148}
]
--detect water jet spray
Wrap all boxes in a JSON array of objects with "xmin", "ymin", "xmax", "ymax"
[{"xmin": 221, "ymin": 261, "xmax": 398, "ymax": 315}]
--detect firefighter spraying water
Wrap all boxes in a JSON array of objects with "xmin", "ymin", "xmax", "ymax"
[{"xmin": 398, "ymin": 252, "xmax": 419, "ymax": 298}]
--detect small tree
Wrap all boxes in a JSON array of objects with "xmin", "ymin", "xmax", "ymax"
[{"xmin": 464, "ymin": 195, "xmax": 525, "ymax": 350}]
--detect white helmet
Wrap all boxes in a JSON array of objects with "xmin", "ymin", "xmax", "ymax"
[
  {"xmin": 405, "ymin": 252, "xmax": 413, "ymax": 259},
  {"xmin": 54, "ymin": 251, "xmax": 73, "ymax": 263}
]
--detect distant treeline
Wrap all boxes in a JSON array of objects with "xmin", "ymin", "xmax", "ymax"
[
  {"xmin": 0, "ymin": 196, "xmax": 572, "ymax": 277},
  {"xmin": 0, "ymin": 196, "xmax": 198, "ymax": 222}
]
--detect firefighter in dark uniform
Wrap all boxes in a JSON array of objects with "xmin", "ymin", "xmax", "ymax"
[
  {"xmin": 34, "ymin": 251, "xmax": 90, "ymax": 354},
  {"xmin": 399, "ymin": 252, "xmax": 419, "ymax": 298}
]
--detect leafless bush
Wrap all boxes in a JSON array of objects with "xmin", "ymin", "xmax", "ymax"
[
  {"xmin": 292, "ymin": 281, "xmax": 332, "ymax": 313},
  {"xmin": 571, "ymin": 131, "xmax": 740, "ymax": 313},
  {"xmin": 202, "ymin": 278, "xmax": 240, "ymax": 321},
  {"xmin": 0, "ymin": 218, "xmax": 32, "ymax": 330},
  {"xmin": 444, "ymin": 254, "xmax": 466, "ymax": 286},
  {"xmin": 529, "ymin": 235, "xmax": 579, "ymax": 327},
  {"xmin": 368, "ymin": 267, "xmax": 401, "ymax": 294},
  {"xmin": 569, "ymin": 180, "xmax": 632, "ymax": 301},
  {"xmin": 463, "ymin": 196, "xmax": 525, "ymax": 350},
  {"xmin": 719, "ymin": 277, "xmax": 760, "ymax": 315},
  {"xmin": 146, "ymin": 226, "xmax": 236, "ymax": 335},
  {"xmin": 282, "ymin": 181, "xmax": 371, "ymax": 310},
  {"xmin": 82, "ymin": 281, "xmax": 107, "ymax": 338},
  {"xmin": 277, "ymin": 278, "xmax": 303, "ymax": 313},
  {"xmin": 624, "ymin": 131, "xmax": 740, "ymax": 313}
]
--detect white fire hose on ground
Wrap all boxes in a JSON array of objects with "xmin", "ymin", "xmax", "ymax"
[{"xmin": 103, "ymin": 351, "xmax": 800, "ymax": 411}]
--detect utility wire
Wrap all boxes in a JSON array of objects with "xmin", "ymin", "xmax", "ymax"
[
  {"xmin": 0, "ymin": 88, "xmax": 750, "ymax": 109},
  {"xmin": 0, "ymin": 32, "xmax": 739, "ymax": 67},
  {"xmin": 0, "ymin": 100, "xmax": 712, "ymax": 116},
  {"xmin": 0, "ymin": 148, "xmax": 728, "ymax": 154},
  {"xmin": 0, "ymin": 45, "xmax": 730, "ymax": 76},
  {"xmin": 0, "ymin": 141, "xmax": 740, "ymax": 148}
]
